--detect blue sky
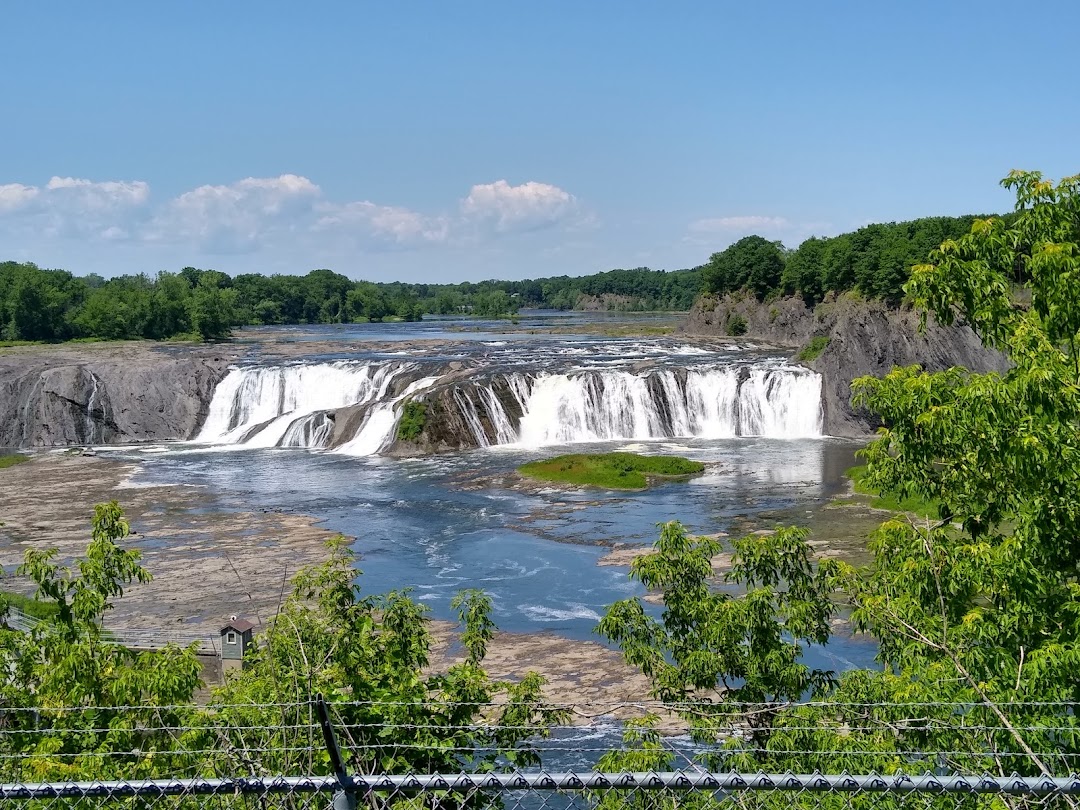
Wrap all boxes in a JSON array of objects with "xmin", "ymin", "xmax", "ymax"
[{"xmin": 2, "ymin": 1, "xmax": 1077, "ymax": 282}]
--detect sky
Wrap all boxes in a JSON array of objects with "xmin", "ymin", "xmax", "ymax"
[{"xmin": 2, "ymin": 1, "xmax": 1078, "ymax": 283}]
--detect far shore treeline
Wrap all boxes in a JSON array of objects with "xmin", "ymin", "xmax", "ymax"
[{"xmin": 0, "ymin": 211, "xmax": 995, "ymax": 343}]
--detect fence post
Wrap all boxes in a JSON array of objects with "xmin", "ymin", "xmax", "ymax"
[{"xmin": 316, "ymin": 694, "xmax": 357, "ymax": 810}]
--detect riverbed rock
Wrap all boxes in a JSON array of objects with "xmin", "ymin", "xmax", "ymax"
[
  {"xmin": 382, "ymin": 375, "xmax": 526, "ymax": 457},
  {"xmin": 0, "ymin": 344, "xmax": 232, "ymax": 447},
  {"xmin": 681, "ymin": 292, "xmax": 1010, "ymax": 437}
]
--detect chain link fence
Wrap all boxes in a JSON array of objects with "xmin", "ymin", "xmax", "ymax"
[{"xmin": 1, "ymin": 698, "xmax": 1079, "ymax": 809}]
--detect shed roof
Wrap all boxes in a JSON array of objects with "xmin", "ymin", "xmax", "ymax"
[{"xmin": 221, "ymin": 619, "xmax": 255, "ymax": 634}]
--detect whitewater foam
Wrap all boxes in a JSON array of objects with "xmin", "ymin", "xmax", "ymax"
[{"xmin": 194, "ymin": 352, "xmax": 823, "ymax": 455}]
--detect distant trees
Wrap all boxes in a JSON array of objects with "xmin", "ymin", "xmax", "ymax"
[
  {"xmin": 0, "ymin": 262, "xmax": 705, "ymax": 344},
  {"xmin": 702, "ymin": 236, "xmax": 786, "ymax": 300},
  {"xmin": 701, "ymin": 214, "xmax": 997, "ymax": 305},
  {"xmin": 0, "ymin": 209, "xmax": 999, "ymax": 345}
]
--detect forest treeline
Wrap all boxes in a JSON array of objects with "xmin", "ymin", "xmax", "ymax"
[
  {"xmin": 702, "ymin": 213, "xmax": 1007, "ymax": 304},
  {"xmin": 0, "ymin": 211, "xmax": 1005, "ymax": 343},
  {"xmin": 0, "ymin": 262, "xmax": 703, "ymax": 342}
]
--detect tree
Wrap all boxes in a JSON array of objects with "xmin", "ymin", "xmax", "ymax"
[
  {"xmin": 840, "ymin": 171, "xmax": 1080, "ymax": 716},
  {"xmin": 781, "ymin": 236, "xmax": 826, "ymax": 304},
  {"xmin": 187, "ymin": 276, "xmax": 236, "ymax": 340},
  {"xmin": 702, "ymin": 236, "xmax": 787, "ymax": 299},
  {"xmin": 185, "ymin": 538, "xmax": 567, "ymax": 777},
  {"xmin": 0, "ymin": 503, "xmax": 201, "ymax": 781},
  {"xmin": 74, "ymin": 288, "xmax": 131, "ymax": 339},
  {"xmin": 598, "ymin": 523, "xmax": 836, "ymax": 748},
  {"xmin": 0, "ymin": 509, "xmax": 568, "ymax": 786},
  {"xmin": 600, "ymin": 171, "xmax": 1080, "ymax": 782}
]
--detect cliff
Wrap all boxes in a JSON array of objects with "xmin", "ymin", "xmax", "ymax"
[
  {"xmin": 0, "ymin": 344, "xmax": 233, "ymax": 447},
  {"xmin": 681, "ymin": 293, "xmax": 1010, "ymax": 437}
]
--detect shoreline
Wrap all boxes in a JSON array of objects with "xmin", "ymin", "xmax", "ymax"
[{"xmin": 0, "ymin": 452, "xmax": 654, "ymax": 713}]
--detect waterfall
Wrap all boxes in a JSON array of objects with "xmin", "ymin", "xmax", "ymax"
[
  {"xmin": 196, "ymin": 361, "xmax": 415, "ymax": 448},
  {"xmin": 334, "ymin": 375, "xmax": 443, "ymax": 456},
  {"xmin": 196, "ymin": 358, "xmax": 823, "ymax": 455},
  {"xmin": 84, "ymin": 369, "xmax": 101, "ymax": 445},
  {"xmin": 461, "ymin": 365, "xmax": 822, "ymax": 447},
  {"xmin": 279, "ymin": 413, "xmax": 334, "ymax": 449}
]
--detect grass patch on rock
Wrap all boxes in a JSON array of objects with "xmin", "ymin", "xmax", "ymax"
[
  {"xmin": 0, "ymin": 589, "xmax": 58, "ymax": 622},
  {"xmin": 0, "ymin": 454, "xmax": 28, "ymax": 470},
  {"xmin": 518, "ymin": 452, "xmax": 705, "ymax": 491},
  {"xmin": 846, "ymin": 464, "xmax": 938, "ymax": 518},
  {"xmin": 396, "ymin": 399, "xmax": 428, "ymax": 442},
  {"xmin": 797, "ymin": 335, "xmax": 830, "ymax": 362}
]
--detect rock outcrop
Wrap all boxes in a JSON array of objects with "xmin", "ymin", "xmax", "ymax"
[
  {"xmin": 0, "ymin": 344, "xmax": 233, "ymax": 447},
  {"xmin": 682, "ymin": 293, "xmax": 1010, "ymax": 437},
  {"xmin": 382, "ymin": 375, "xmax": 526, "ymax": 457}
]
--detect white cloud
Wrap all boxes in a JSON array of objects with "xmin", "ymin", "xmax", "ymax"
[
  {"xmin": 45, "ymin": 176, "xmax": 150, "ymax": 209},
  {"xmin": 315, "ymin": 201, "xmax": 449, "ymax": 246},
  {"xmin": 687, "ymin": 215, "xmax": 790, "ymax": 234},
  {"xmin": 146, "ymin": 174, "xmax": 321, "ymax": 253},
  {"xmin": 461, "ymin": 180, "xmax": 577, "ymax": 233},
  {"xmin": 0, "ymin": 183, "xmax": 40, "ymax": 213},
  {"xmin": 0, "ymin": 177, "xmax": 151, "ymax": 239},
  {"xmin": 0, "ymin": 173, "xmax": 586, "ymax": 259}
]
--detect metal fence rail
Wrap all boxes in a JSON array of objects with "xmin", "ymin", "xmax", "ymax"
[
  {"xmin": 2, "ymin": 771, "xmax": 1079, "ymax": 808},
  {"xmin": 3, "ymin": 697, "xmax": 1080, "ymax": 808}
]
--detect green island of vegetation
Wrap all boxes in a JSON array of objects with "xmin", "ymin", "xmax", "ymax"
[
  {"xmin": 845, "ymin": 463, "xmax": 938, "ymax": 518},
  {"xmin": 517, "ymin": 452, "xmax": 705, "ymax": 490},
  {"xmin": 0, "ymin": 454, "xmax": 28, "ymax": 470}
]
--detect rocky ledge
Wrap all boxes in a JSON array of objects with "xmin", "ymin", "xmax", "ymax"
[
  {"xmin": 681, "ymin": 293, "xmax": 1010, "ymax": 437},
  {"xmin": 0, "ymin": 342, "xmax": 236, "ymax": 447}
]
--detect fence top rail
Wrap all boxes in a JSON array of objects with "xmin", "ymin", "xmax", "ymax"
[
  {"xmin": 4, "ymin": 699, "xmax": 1080, "ymax": 713},
  {"xmin": 2, "ymin": 771, "xmax": 1080, "ymax": 800}
]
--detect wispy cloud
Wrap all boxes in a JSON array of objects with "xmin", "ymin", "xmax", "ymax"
[
  {"xmin": 0, "ymin": 174, "xmax": 586, "ymax": 257},
  {"xmin": 0, "ymin": 176, "xmax": 151, "ymax": 239},
  {"xmin": 687, "ymin": 215, "xmax": 791, "ymax": 234},
  {"xmin": 145, "ymin": 174, "xmax": 321, "ymax": 253},
  {"xmin": 684, "ymin": 214, "xmax": 833, "ymax": 249}
]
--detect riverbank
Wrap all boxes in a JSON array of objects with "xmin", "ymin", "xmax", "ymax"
[
  {"xmin": 0, "ymin": 452, "xmax": 333, "ymax": 636},
  {"xmin": 0, "ymin": 452, "xmax": 651, "ymax": 711}
]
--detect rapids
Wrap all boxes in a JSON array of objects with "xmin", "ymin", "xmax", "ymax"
[
  {"xmin": 194, "ymin": 332, "xmax": 823, "ymax": 453},
  {"xmin": 100, "ymin": 315, "xmax": 876, "ymax": 675}
]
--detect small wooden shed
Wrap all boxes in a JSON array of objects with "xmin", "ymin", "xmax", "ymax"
[{"xmin": 220, "ymin": 619, "xmax": 254, "ymax": 671}]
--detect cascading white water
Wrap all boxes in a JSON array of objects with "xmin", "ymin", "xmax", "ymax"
[
  {"xmin": 334, "ymin": 375, "xmax": 443, "ymax": 456},
  {"xmin": 84, "ymin": 369, "xmax": 101, "ymax": 444},
  {"xmin": 196, "ymin": 358, "xmax": 823, "ymax": 454},
  {"xmin": 472, "ymin": 365, "xmax": 822, "ymax": 447},
  {"xmin": 196, "ymin": 361, "xmax": 414, "ymax": 448}
]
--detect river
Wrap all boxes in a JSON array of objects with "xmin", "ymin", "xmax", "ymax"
[{"xmin": 99, "ymin": 312, "xmax": 879, "ymax": 673}]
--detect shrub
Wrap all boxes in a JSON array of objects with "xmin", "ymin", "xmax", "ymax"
[
  {"xmin": 726, "ymin": 313, "xmax": 748, "ymax": 336},
  {"xmin": 797, "ymin": 335, "xmax": 830, "ymax": 362},
  {"xmin": 396, "ymin": 399, "xmax": 427, "ymax": 441}
]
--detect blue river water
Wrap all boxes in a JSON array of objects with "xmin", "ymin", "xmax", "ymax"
[{"xmin": 102, "ymin": 315, "xmax": 880, "ymax": 674}]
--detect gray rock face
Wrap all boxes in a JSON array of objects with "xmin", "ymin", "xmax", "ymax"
[
  {"xmin": 0, "ymin": 346, "xmax": 231, "ymax": 447},
  {"xmin": 682, "ymin": 293, "xmax": 1010, "ymax": 437},
  {"xmin": 382, "ymin": 375, "xmax": 525, "ymax": 457}
]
